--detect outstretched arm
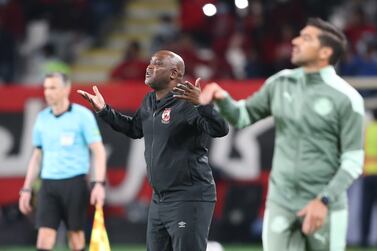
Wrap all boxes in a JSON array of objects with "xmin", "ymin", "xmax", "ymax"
[
  {"xmin": 78, "ymin": 85, "xmax": 143, "ymax": 139},
  {"xmin": 192, "ymin": 82, "xmax": 252, "ymax": 128},
  {"xmin": 200, "ymin": 81, "xmax": 273, "ymax": 128},
  {"xmin": 198, "ymin": 82, "xmax": 228, "ymax": 105}
]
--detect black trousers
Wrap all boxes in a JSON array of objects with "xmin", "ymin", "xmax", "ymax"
[
  {"xmin": 146, "ymin": 199, "xmax": 215, "ymax": 251},
  {"xmin": 361, "ymin": 175, "xmax": 377, "ymax": 246}
]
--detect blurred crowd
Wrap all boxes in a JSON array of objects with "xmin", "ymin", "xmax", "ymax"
[
  {"xmin": 173, "ymin": 0, "xmax": 377, "ymax": 80},
  {"xmin": 0, "ymin": 0, "xmax": 377, "ymax": 85},
  {"xmin": 0, "ymin": 0, "xmax": 124, "ymax": 84}
]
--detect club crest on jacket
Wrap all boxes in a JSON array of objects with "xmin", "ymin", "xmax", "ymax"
[{"xmin": 161, "ymin": 108, "xmax": 171, "ymax": 124}]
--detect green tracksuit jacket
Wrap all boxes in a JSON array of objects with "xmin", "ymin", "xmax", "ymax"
[{"xmin": 216, "ymin": 66, "xmax": 364, "ymax": 211}]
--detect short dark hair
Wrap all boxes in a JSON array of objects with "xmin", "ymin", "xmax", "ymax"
[
  {"xmin": 45, "ymin": 72, "xmax": 71, "ymax": 86},
  {"xmin": 307, "ymin": 18, "xmax": 347, "ymax": 65}
]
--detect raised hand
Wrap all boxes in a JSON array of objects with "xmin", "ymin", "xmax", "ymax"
[
  {"xmin": 77, "ymin": 86, "xmax": 106, "ymax": 112},
  {"xmin": 173, "ymin": 78, "xmax": 202, "ymax": 105},
  {"xmin": 199, "ymin": 82, "xmax": 227, "ymax": 105}
]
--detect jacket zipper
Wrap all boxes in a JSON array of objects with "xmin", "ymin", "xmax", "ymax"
[
  {"xmin": 294, "ymin": 79, "xmax": 304, "ymax": 195},
  {"xmin": 151, "ymin": 111, "xmax": 156, "ymax": 192}
]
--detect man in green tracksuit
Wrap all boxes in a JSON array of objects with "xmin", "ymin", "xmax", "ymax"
[{"xmin": 180, "ymin": 18, "xmax": 364, "ymax": 251}]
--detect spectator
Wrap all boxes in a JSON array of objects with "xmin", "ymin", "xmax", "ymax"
[
  {"xmin": 110, "ymin": 41, "xmax": 149, "ymax": 81},
  {"xmin": 179, "ymin": 0, "xmax": 215, "ymax": 46},
  {"xmin": 244, "ymin": 48, "xmax": 262, "ymax": 78},
  {"xmin": 170, "ymin": 34, "xmax": 209, "ymax": 80},
  {"xmin": 344, "ymin": 7, "xmax": 377, "ymax": 52},
  {"xmin": 340, "ymin": 38, "xmax": 377, "ymax": 77},
  {"xmin": 150, "ymin": 14, "xmax": 178, "ymax": 54},
  {"xmin": 225, "ymin": 32, "xmax": 249, "ymax": 80},
  {"xmin": 40, "ymin": 43, "xmax": 71, "ymax": 76},
  {"xmin": 0, "ymin": 18, "xmax": 16, "ymax": 83},
  {"xmin": 274, "ymin": 24, "xmax": 295, "ymax": 71}
]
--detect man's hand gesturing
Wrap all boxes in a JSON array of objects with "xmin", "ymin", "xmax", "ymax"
[
  {"xmin": 173, "ymin": 78, "xmax": 202, "ymax": 105},
  {"xmin": 77, "ymin": 86, "xmax": 106, "ymax": 112}
]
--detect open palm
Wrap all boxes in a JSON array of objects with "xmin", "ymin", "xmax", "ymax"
[
  {"xmin": 77, "ymin": 86, "xmax": 106, "ymax": 112},
  {"xmin": 173, "ymin": 78, "xmax": 202, "ymax": 105}
]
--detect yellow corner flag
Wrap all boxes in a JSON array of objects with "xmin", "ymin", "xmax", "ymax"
[{"xmin": 89, "ymin": 206, "xmax": 111, "ymax": 251}]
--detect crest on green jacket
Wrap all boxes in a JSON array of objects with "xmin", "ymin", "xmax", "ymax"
[{"xmin": 314, "ymin": 97, "xmax": 333, "ymax": 116}]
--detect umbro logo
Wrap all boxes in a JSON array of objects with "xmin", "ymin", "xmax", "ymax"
[{"xmin": 178, "ymin": 221, "xmax": 187, "ymax": 228}]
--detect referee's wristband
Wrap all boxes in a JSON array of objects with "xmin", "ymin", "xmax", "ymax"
[
  {"xmin": 92, "ymin": 181, "xmax": 106, "ymax": 186},
  {"xmin": 19, "ymin": 188, "xmax": 32, "ymax": 195}
]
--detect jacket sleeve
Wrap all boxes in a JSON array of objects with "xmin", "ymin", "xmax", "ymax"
[
  {"xmin": 97, "ymin": 104, "xmax": 143, "ymax": 139},
  {"xmin": 318, "ymin": 94, "xmax": 365, "ymax": 203},
  {"xmin": 215, "ymin": 77, "xmax": 274, "ymax": 128},
  {"xmin": 185, "ymin": 104, "xmax": 229, "ymax": 137}
]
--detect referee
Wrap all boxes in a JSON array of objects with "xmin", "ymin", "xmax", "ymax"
[{"xmin": 19, "ymin": 73, "xmax": 107, "ymax": 251}]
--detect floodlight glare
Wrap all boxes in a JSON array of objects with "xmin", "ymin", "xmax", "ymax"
[
  {"xmin": 203, "ymin": 3, "xmax": 217, "ymax": 16},
  {"xmin": 235, "ymin": 0, "xmax": 249, "ymax": 9}
]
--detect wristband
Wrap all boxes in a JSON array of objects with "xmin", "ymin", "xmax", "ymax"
[
  {"xmin": 92, "ymin": 181, "xmax": 106, "ymax": 186},
  {"xmin": 19, "ymin": 188, "xmax": 32, "ymax": 195}
]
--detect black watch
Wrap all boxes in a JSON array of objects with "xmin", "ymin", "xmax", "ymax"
[
  {"xmin": 320, "ymin": 195, "xmax": 330, "ymax": 206},
  {"xmin": 91, "ymin": 181, "xmax": 106, "ymax": 187},
  {"xmin": 19, "ymin": 188, "xmax": 32, "ymax": 195}
]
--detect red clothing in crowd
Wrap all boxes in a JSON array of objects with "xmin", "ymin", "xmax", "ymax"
[{"xmin": 110, "ymin": 60, "xmax": 149, "ymax": 81}]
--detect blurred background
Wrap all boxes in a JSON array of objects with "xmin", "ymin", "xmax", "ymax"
[{"xmin": 0, "ymin": 0, "xmax": 377, "ymax": 250}]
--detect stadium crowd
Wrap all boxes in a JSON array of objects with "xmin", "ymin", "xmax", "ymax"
[{"xmin": 0, "ymin": 0, "xmax": 376, "ymax": 85}]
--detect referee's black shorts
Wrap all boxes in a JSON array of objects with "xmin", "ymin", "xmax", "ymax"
[{"xmin": 36, "ymin": 174, "xmax": 89, "ymax": 231}]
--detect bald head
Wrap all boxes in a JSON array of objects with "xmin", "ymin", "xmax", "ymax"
[{"xmin": 157, "ymin": 50, "xmax": 185, "ymax": 78}]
